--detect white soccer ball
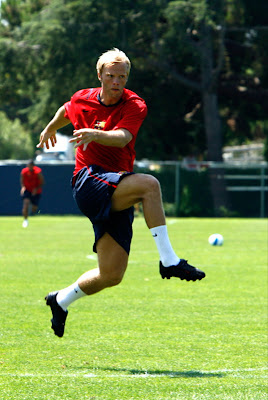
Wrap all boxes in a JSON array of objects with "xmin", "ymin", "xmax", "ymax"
[{"xmin": 208, "ymin": 233, "xmax": 224, "ymax": 246}]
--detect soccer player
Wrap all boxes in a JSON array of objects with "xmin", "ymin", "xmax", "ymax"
[
  {"xmin": 37, "ymin": 48, "xmax": 205, "ymax": 337},
  {"xmin": 20, "ymin": 160, "xmax": 44, "ymax": 228}
]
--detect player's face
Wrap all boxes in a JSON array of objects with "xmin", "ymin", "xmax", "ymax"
[
  {"xmin": 28, "ymin": 162, "xmax": 34, "ymax": 171},
  {"xmin": 99, "ymin": 62, "xmax": 128, "ymax": 105}
]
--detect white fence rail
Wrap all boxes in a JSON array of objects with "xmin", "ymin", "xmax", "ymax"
[{"xmin": 135, "ymin": 160, "xmax": 268, "ymax": 218}]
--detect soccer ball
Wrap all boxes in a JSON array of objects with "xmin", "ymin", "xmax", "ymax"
[{"xmin": 208, "ymin": 233, "xmax": 224, "ymax": 246}]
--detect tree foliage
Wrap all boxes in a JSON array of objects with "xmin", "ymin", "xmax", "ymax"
[{"xmin": 0, "ymin": 0, "xmax": 267, "ymax": 161}]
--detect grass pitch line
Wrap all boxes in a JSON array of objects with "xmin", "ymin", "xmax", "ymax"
[
  {"xmin": 167, "ymin": 219, "xmax": 179, "ymax": 225},
  {"xmin": 86, "ymin": 254, "xmax": 97, "ymax": 260}
]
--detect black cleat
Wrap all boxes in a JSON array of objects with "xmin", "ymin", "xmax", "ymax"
[
  {"xmin": 160, "ymin": 259, "xmax": 206, "ymax": 281},
  {"xmin": 45, "ymin": 291, "xmax": 68, "ymax": 337}
]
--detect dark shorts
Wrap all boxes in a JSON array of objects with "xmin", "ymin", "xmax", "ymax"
[
  {"xmin": 22, "ymin": 190, "xmax": 41, "ymax": 206},
  {"xmin": 72, "ymin": 165, "xmax": 134, "ymax": 254}
]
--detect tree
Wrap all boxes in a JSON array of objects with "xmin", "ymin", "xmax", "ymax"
[
  {"xmin": 143, "ymin": 0, "xmax": 268, "ymax": 213},
  {"xmin": 0, "ymin": 0, "xmax": 267, "ymax": 167},
  {"xmin": 0, "ymin": 112, "xmax": 34, "ymax": 159}
]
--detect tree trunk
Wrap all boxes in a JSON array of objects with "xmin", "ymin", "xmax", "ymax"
[
  {"xmin": 200, "ymin": 25, "xmax": 231, "ymax": 215},
  {"xmin": 202, "ymin": 91, "xmax": 223, "ymax": 162},
  {"xmin": 202, "ymin": 91, "xmax": 231, "ymax": 214}
]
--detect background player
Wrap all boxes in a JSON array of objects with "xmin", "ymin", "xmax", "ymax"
[{"xmin": 20, "ymin": 159, "xmax": 44, "ymax": 228}]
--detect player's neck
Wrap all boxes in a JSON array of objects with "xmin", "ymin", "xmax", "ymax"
[{"xmin": 99, "ymin": 89, "xmax": 123, "ymax": 106}]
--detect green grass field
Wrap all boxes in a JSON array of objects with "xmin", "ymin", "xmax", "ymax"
[{"xmin": 0, "ymin": 216, "xmax": 267, "ymax": 400}]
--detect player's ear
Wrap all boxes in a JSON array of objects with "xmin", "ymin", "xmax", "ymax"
[{"xmin": 97, "ymin": 72, "xmax": 102, "ymax": 82}]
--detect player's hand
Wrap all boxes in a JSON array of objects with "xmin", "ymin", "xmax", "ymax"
[
  {"xmin": 69, "ymin": 129, "xmax": 96, "ymax": 151},
  {"xmin": 37, "ymin": 130, "xmax": 57, "ymax": 149}
]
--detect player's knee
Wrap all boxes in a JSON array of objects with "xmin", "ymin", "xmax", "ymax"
[
  {"xmin": 150, "ymin": 175, "xmax": 161, "ymax": 190},
  {"xmin": 102, "ymin": 275, "xmax": 123, "ymax": 288},
  {"xmin": 100, "ymin": 269, "xmax": 124, "ymax": 288},
  {"xmin": 144, "ymin": 174, "xmax": 161, "ymax": 196},
  {"xmin": 22, "ymin": 204, "xmax": 28, "ymax": 212},
  {"xmin": 108, "ymin": 275, "xmax": 123, "ymax": 287}
]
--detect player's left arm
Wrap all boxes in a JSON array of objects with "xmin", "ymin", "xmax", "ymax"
[
  {"xmin": 38, "ymin": 172, "xmax": 45, "ymax": 188},
  {"xmin": 20, "ymin": 172, "xmax": 26, "ymax": 196},
  {"xmin": 69, "ymin": 128, "xmax": 132, "ymax": 150}
]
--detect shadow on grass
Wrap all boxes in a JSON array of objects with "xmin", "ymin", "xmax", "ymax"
[{"xmin": 95, "ymin": 367, "xmax": 225, "ymax": 378}]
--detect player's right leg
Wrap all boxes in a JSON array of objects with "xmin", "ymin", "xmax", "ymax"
[
  {"xmin": 77, "ymin": 233, "xmax": 129, "ymax": 294},
  {"xmin": 45, "ymin": 234, "xmax": 128, "ymax": 337},
  {"xmin": 22, "ymin": 197, "xmax": 30, "ymax": 227},
  {"xmin": 45, "ymin": 167, "xmax": 135, "ymax": 337}
]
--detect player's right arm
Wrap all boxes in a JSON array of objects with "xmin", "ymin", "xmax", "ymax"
[{"xmin": 37, "ymin": 106, "xmax": 70, "ymax": 149}]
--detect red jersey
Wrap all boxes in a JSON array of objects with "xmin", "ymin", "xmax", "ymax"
[
  {"xmin": 64, "ymin": 87, "xmax": 147, "ymax": 174},
  {"xmin": 21, "ymin": 166, "xmax": 43, "ymax": 194}
]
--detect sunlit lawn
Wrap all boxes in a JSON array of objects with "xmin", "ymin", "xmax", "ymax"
[{"xmin": 0, "ymin": 216, "xmax": 267, "ymax": 399}]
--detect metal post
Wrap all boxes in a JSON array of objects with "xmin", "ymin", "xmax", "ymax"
[
  {"xmin": 175, "ymin": 162, "xmax": 180, "ymax": 209},
  {"xmin": 260, "ymin": 166, "xmax": 265, "ymax": 218}
]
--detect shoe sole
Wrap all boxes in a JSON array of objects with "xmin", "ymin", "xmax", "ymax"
[
  {"xmin": 160, "ymin": 273, "xmax": 204, "ymax": 281},
  {"xmin": 160, "ymin": 267, "xmax": 205, "ymax": 281}
]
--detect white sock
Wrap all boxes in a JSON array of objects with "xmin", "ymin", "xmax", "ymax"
[
  {"xmin": 56, "ymin": 282, "xmax": 86, "ymax": 311},
  {"xmin": 150, "ymin": 225, "xmax": 180, "ymax": 267}
]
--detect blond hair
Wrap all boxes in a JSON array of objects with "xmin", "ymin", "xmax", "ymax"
[{"xmin": 96, "ymin": 48, "xmax": 131, "ymax": 76}]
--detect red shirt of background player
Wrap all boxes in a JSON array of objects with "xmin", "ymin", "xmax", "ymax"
[
  {"xmin": 21, "ymin": 166, "xmax": 43, "ymax": 194},
  {"xmin": 64, "ymin": 87, "xmax": 147, "ymax": 175}
]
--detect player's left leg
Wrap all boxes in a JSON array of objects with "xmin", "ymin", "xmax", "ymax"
[
  {"xmin": 112, "ymin": 173, "xmax": 206, "ymax": 281},
  {"xmin": 111, "ymin": 173, "xmax": 165, "ymax": 228},
  {"xmin": 31, "ymin": 194, "xmax": 41, "ymax": 215},
  {"xmin": 31, "ymin": 204, "xmax": 38, "ymax": 214}
]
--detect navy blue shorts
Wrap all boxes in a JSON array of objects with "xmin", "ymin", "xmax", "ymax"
[
  {"xmin": 22, "ymin": 190, "xmax": 41, "ymax": 206},
  {"xmin": 72, "ymin": 165, "xmax": 134, "ymax": 254}
]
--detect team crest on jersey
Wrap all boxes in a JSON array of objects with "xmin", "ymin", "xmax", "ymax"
[
  {"xmin": 118, "ymin": 171, "xmax": 128, "ymax": 176},
  {"xmin": 94, "ymin": 120, "xmax": 106, "ymax": 130}
]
